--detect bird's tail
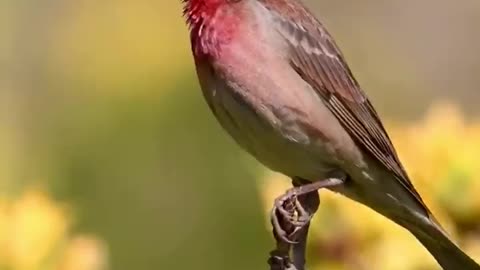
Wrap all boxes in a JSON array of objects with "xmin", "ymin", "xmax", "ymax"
[
  {"xmin": 398, "ymin": 215, "xmax": 480, "ymax": 270},
  {"xmin": 337, "ymin": 167, "xmax": 480, "ymax": 269}
]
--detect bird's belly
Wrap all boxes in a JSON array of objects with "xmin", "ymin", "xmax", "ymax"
[{"xmin": 209, "ymin": 82, "xmax": 336, "ymax": 180}]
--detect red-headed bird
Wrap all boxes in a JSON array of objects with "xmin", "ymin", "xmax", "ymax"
[{"xmin": 181, "ymin": 0, "xmax": 480, "ymax": 269}]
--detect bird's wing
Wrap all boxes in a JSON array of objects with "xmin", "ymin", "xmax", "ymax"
[{"xmin": 260, "ymin": 0, "xmax": 429, "ymax": 212}]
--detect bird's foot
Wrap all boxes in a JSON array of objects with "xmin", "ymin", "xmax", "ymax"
[
  {"xmin": 271, "ymin": 189, "xmax": 312, "ymax": 244},
  {"xmin": 271, "ymin": 177, "xmax": 344, "ymax": 244}
]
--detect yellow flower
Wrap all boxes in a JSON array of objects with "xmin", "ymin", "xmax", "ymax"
[
  {"xmin": 0, "ymin": 196, "xmax": 9, "ymax": 265},
  {"xmin": 0, "ymin": 188, "xmax": 108, "ymax": 270},
  {"xmin": 58, "ymin": 236, "xmax": 109, "ymax": 270},
  {"xmin": 5, "ymin": 190, "xmax": 70, "ymax": 269}
]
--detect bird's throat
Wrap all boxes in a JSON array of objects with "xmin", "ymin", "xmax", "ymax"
[{"xmin": 183, "ymin": 0, "xmax": 241, "ymax": 58}]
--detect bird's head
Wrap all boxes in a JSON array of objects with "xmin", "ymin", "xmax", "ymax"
[{"xmin": 182, "ymin": 0, "xmax": 243, "ymax": 27}]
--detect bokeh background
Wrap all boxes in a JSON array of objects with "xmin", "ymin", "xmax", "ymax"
[{"xmin": 2, "ymin": 0, "xmax": 480, "ymax": 269}]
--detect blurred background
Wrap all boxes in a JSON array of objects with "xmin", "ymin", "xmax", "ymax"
[{"xmin": 2, "ymin": 0, "xmax": 480, "ymax": 269}]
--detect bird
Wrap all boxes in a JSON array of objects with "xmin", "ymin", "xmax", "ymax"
[{"xmin": 181, "ymin": 0, "xmax": 480, "ymax": 269}]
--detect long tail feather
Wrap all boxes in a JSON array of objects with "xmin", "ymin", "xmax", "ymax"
[{"xmin": 400, "ymin": 217, "xmax": 480, "ymax": 270}]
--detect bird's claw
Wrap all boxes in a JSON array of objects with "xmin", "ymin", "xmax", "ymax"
[{"xmin": 270, "ymin": 189, "xmax": 313, "ymax": 244}]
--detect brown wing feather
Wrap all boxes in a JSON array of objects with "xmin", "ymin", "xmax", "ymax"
[{"xmin": 260, "ymin": 0, "xmax": 429, "ymax": 212}]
